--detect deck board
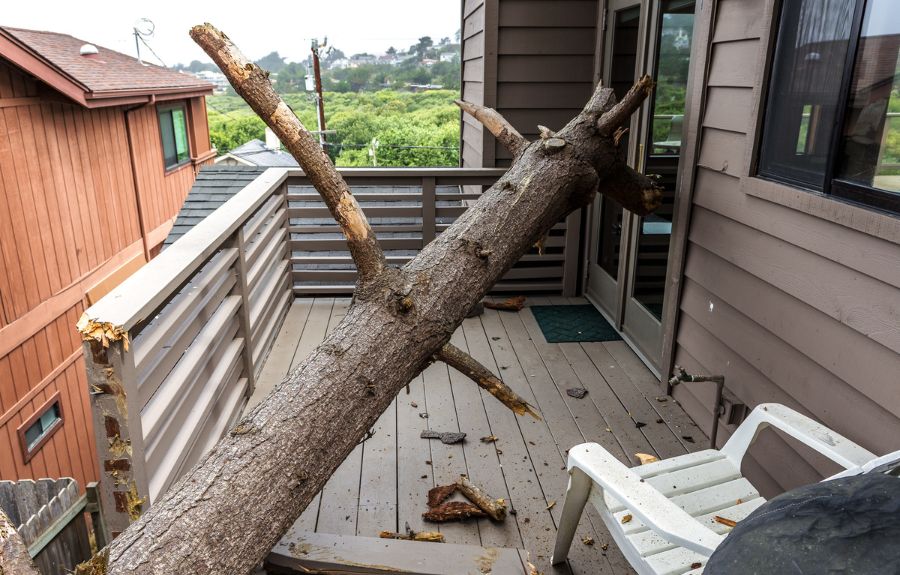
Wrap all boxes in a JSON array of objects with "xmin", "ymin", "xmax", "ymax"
[{"xmin": 256, "ymin": 298, "xmax": 708, "ymax": 575}]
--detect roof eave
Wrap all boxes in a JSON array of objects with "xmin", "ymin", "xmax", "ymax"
[
  {"xmin": 0, "ymin": 29, "xmax": 89, "ymax": 106},
  {"xmin": 83, "ymin": 87, "xmax": 214, "ymax": 109}
]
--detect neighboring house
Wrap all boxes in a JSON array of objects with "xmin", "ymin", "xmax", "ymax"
[
  {"xmin": 0, "ymin": 25, "xmax": 214, "ymax": 490},
  {"xmin": 214, "ymin": 131, "xmax": 299, "ymax": 168},
  {"xmin": 461, "ymin": 0, "xmax": 899, "ymax": 496}
]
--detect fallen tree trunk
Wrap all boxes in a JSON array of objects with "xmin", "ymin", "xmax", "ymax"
[
  {"xmin": 97, "ymin": 24, "xmax": 659, "ymax": 574},
  {"xmin": 0, "ymin": 508, "xmax": 39, "ymax": 575}
]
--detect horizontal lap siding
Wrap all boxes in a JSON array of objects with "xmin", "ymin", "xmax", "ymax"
[
  {"xmin": 673, "ymin": 0, "xmax": 900, "ymax": 495},
  {"xmin": 494, "ymin": 0, "xmax": 598, "ymax": 166},
  {"xmin": 461, "ymin": 0, "xmax": 486, "ymax": 168}
]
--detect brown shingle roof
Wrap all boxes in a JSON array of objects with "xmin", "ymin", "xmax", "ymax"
[{"xmin": 0, "ymin": 26, "xmax": 212, "ymax": 100}]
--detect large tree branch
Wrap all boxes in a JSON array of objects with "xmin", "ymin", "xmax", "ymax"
[
  {"xmin": 596, "ymin": 74, "xmax": 655, "ymax": 136},
  {"xmin": 99, "ymin": 29, "xmax": 655, "ymax": 575},
  {"xmin": 435, "ymin": 343, "xmax": 540, "ymax": 419},
  {"xmin": 190, "ymin": 24, "xmax": 386, "ymax": 282},
  {"xmin": 598, "ymin": 163, "xmax": 664, "ymax": 216},
  {"xmin": 455, "ymin": 100, "xmax": 527, "ymax": 156},
  {"xmin": 1, "ymin": 508, "xmax": 40, "ymax": 575}
]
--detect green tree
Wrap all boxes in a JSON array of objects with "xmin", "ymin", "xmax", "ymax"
[{"xmin": 255, "ymin": 51, "xmax": 286, "ymax": 73}]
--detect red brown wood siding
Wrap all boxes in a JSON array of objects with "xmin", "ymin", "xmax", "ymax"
[
  {"xmin": 0, "ymin": 58, "xmax": 211, "ymax": 488},
  {"xmin": 671, "ymin": 0, "xmax": 900, "ymax": 496}
]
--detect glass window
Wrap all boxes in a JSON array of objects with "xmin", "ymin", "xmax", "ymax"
[
  {"xmin": 158, "ymin": 105, "xmax": 191, "ymax": 169},
  {"xmin": 758, "ymin": 0, "xmax": 857, "ymax": 189},
  {"xmin": 834, "ymin": 0, "xmax": 900, "ymax": 206},
  {"xmin": 759, "ymin": 0, "xmax": 900, "ymax": 215},
  {"xmin": 20, "ymin": 399, "xmax": 62, "ymax": 461}
]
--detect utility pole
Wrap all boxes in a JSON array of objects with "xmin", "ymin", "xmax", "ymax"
[{"xmin": 311, "ymin": 38, "xmax": 327, "ymax": 149}]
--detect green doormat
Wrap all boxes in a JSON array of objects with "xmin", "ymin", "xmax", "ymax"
[{"xmin": 530, "ymin": 305, "xmax": 623, "ymax": 343}]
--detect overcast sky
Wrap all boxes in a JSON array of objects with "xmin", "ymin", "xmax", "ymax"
[{"xmin": 1, "ymin": 0, "xmax": 461, "ymax": 66}]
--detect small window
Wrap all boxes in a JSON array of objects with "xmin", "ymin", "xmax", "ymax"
[
  {"xmin": 758, "ymin": 0, "xmax": 900, "ymax": 215},
  {"xmin": 158, "ymin": 104, "xmax": 190, "ymax": 169},
  {"xmin": 18, "ymin": 393, "xmax": 63, "ymax": 463}
]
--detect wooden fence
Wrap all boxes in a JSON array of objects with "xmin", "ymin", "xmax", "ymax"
[
  {"xmin": 79, "ymin": 167, "xmax": 582, "ymax": 539},
  {"xmin": 0, "ymin": 478, "xmax": 104, "ymax": 575}
]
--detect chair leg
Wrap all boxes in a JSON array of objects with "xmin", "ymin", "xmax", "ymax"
[{"xmin": 551, "ymin": 468, "xmax": 592, "ymax": 565}]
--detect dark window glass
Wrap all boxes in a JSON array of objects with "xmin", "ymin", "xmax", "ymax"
[
  {"xmin": 158, "ymin": 105, "xmax": 190, "ymax": 169},
  {"xmin": 834, "ymin": 0, "xmax": 900, "ymax": 206},
  {"xmin": 759, "ymin": 0, "xmax": 857, "ymax": 189},
  {"xmin": 23, "ymin": 402, "xmax": 61, "ymax": 450}
]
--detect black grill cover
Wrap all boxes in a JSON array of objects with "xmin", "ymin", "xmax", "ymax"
[{"xmin": 706, "ymin": 473, "xmax": 900, "ymax": 574}]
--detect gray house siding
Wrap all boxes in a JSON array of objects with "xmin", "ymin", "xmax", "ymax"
[
  {"xmin": 461, "ymin": 0, "xmax": 600, "ymax": 168},
  {"xmin": 670, "ymin": 0, "xmax": 900, "ymax": 496}
]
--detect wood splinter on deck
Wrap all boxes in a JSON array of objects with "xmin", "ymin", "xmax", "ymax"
[
  {"xmin": 484, "ymin": 295, "xmax": 527, "ymax": 311},
  {"xmin": 457, "ymin": 476, "xmax": 507, "ymax": 521},
  {"xmin": 434, "ymin": 343, "xmax": 540, "ymax": 419}
]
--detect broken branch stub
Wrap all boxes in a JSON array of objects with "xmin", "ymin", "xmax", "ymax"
[
  {"xmin": 434, "ymin": 343, "xmax": 540, "ymax": 419},
  {"xmin": 457, "ymin": 476, "xmax": 507, "ymax": 521},
  {"xmin": 455, "ymin": 100, "xmax": 527, "ymax": 157},
  {"xmin": 189, "ymin": 24, "xmax": 386, "ymax": 283}
]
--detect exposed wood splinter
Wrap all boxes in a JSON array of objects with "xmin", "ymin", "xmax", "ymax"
[
  {"xmin": 435, "ymin": 343, "xmax": 540, "ymax": 419},
  {"xmin": 379, "ymin": 530, "xmax": 445, "ymax": 542}
]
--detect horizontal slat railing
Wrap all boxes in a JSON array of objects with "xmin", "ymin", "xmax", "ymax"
[
  {"xmin": 285, "ymin": 167, "xmax": 582, "ymax": 295},
  {"xmin": 79, "ymin": 168, "xmax": 293, "ymax": 540}
]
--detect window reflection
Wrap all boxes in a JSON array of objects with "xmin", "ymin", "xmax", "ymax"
[{"xmin": 837, "ymin": 0, "xmax": 900, "ymax": 195}]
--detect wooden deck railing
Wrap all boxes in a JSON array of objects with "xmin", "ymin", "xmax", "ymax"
[
  {"xmin": 79, "ymin": 168, "xmax": 291, "ymax": 539},
  {"xmin": 80, "ymin": 166, "xmax": 582, "ymax": 538},
  {"xmin": 286, "ymin": 168, "xmax": 582, "ymax": 295}
]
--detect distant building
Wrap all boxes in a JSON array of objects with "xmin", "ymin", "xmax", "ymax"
[
  {"xmin": 215, "ymin": 128, "xmax": 299, "ymax": 167},
  {"xmin": 440, "ymin": 53, "xmax": 458, "ymax": 63},
  {"xmin": 192, "ymin": 70, "xmax": 229, "ymax": 92},
  {"xmin": 407, "ymin": 83, "xmax": 444, "ymax": 92}
]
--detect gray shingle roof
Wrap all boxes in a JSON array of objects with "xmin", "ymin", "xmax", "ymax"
[
  {"xmin": 225, "ymin": 139, "xmax": 299, "ymax": 167},
  {"xmin": 163, "ymin": 165, "xmax": 266, "ymax": 248}
]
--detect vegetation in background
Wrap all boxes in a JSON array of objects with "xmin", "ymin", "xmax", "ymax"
[{"xmin": 207, "ymin": 90, "xmax": 460, "ymax": 167}]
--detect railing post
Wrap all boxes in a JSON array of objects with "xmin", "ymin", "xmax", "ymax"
[
  {"xmin": 230, "ymin": 227, "xmax": 257, "ymax": 396},
  {"xmin": 83, "ymin": 336, "xmax": 149, "ymax": 541},
  {"xmin": 422, "ymin": 176, "xmax": 436, "ymax": 245},
  {"xmin": 562, "ymin": 209, "xmax": 582, "ymax": 297}
]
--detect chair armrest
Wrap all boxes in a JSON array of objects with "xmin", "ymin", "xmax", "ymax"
[
  {"xmin": 568, "ymin": 444, "xmax": 724, "ymax": 556},
  {"xmin": 720, "ymin": 403, "xmax": 876, "ymax": 470}
]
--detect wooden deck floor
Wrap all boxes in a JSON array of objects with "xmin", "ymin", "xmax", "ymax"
[{"xmin": 250, "ymin": 297, "xmax": 707, "ymax": 574}]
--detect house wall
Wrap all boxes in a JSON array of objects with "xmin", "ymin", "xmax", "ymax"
[
  {"xmin": 670, "ymin": 0, "xmax": 900, "ymax": 496},
  {"xmin": 461, "ymin": 0, "xmax": 600, "ymax": 168},
  {"xmin": 0, "ymin": 58, "xmax": 212, "ymax": 489}
]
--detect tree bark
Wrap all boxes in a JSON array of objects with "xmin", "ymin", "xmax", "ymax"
[
  {"xmin": 100, "ymin": 24, "xmax": 659, "ymax": 574},
  {"xmin": 0, "ymin": 508, "xmax": 39, "ymax": 575}
]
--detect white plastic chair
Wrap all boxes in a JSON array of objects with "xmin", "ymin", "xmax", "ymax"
[{"xmin": 551, "ymin": 403, "xmax": 895, "ymax": 575}]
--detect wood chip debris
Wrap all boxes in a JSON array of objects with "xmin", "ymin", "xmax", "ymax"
[
  {"xmin": 621, "ymin": 514, "xmax": 633, "ymax": 524},
  {"xmin": 484, "ymin": 295, "xmax": 526, "ymax": 311},
  {"xmin": 714, "ymin": 516, "xmax": 737, "ymax": 528},
  {"xmin": 581, "ymin": 536, "xmax": 594, "ymax": 546},
  {"xmin": 420, "ymin": 430, "xmax": 466, "ymax": 444},
  {"xmin": 546, "ymin": 500, "xmax": 556, "ymax": 510},
  {"xmin": 427, "ymin": 484, "xmax": 458, "ymax": 508},
  {"xmin": 423, "ymin": 501, "xmax": 487, "ymax": 522},
  {"xmin": 76, "ymin": 314, "xmax": 130, "ymax": 350},
  {"xmin": 691, "ymin": 562, "xmax": 702, "ymax": 569},
  {"xmin": 379, "ymin": 530, "xmax": 445, "ymax": 542},
  {"xmin": 635, "ymin": 453, "xmax": 659, "ymax": 465},
  {"xmin": 566, "ymin": 387, "xmax": 588, "ymax": 399},
  {"xmin": 480, "ymin": 435, "xmax": 499, "ymax": 443},
  {"xmin": 682, "ymin": 435, "xmax": 695, "ymax": 443},
  {"xmin": 424, "ymin": 476, "xmax": 508, "ymax": 523}
]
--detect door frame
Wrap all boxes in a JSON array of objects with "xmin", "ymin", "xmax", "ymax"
[{"xmin": 585, "ymin": 0, "xmax": 713, "ymax": 384}]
